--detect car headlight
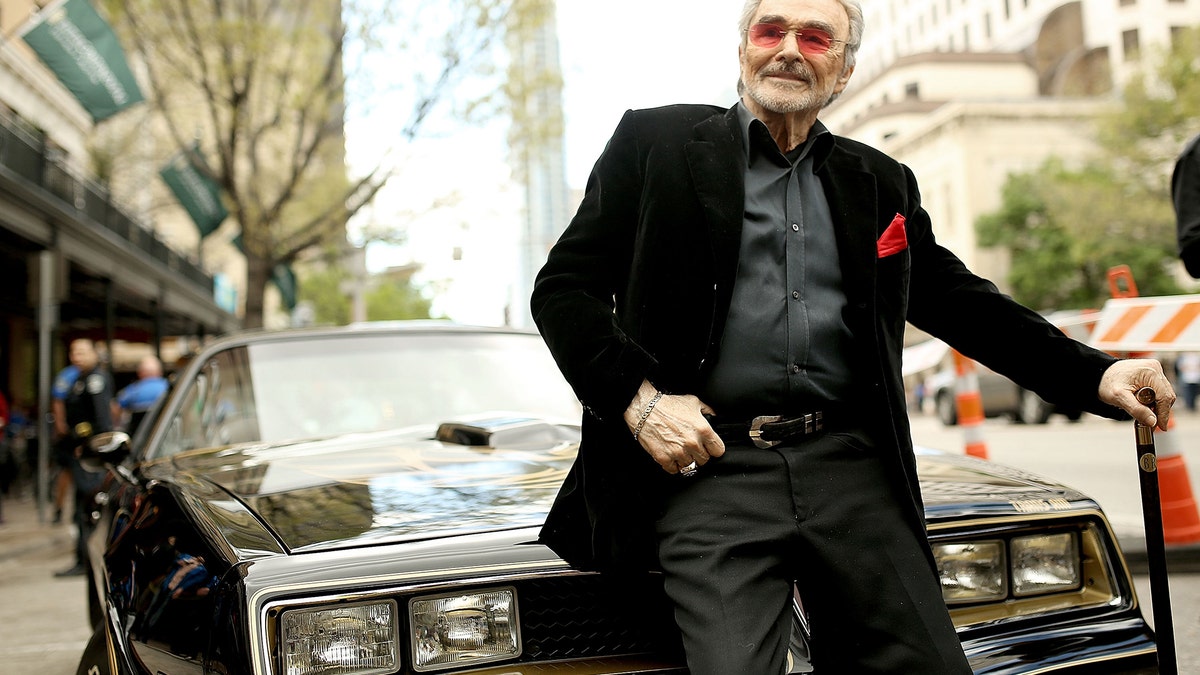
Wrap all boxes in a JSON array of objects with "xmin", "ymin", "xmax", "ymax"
[
  {"xmin": 410, "ymin": 586, "xmax": 520, "ymax": 672},
  {"xmin": 281, "ymin": 600, "xmax": 399, "ymax": 675},
  {"xmin": 934, "ymin": 540, "xmax": 1007, "ymax": 604},
  {"xmin": 1011, "ymin": 532, "xmax": 1081, "ymax": 597}
]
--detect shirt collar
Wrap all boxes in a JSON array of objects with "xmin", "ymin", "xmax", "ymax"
[{"xmin": 736, "ymin": 100, "xmax": 834, "ymax": 170}]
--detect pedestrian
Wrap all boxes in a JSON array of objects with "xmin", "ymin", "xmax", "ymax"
[
  {"xmin": 113, "ymin": 355, "xmax": 169, "ymax": 436},
  {"xmin": 1174, "ymin": 133, "xmax": 1200, "ymax": 277},
  {"xmin": 1177, "ymin": 352, "xmax": 1200, "ymax": 412},
  {"xmin": 529, "ymin": 1, "xmax": 1177, "ymax": 672},
  {"xmin": 52, "ymin": 338, "xmax": 115, "ymax": 578}
]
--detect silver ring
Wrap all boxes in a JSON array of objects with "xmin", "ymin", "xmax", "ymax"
[{"xmin": 680, "ymin": 461, "xmax": 698, "ymax": 477}]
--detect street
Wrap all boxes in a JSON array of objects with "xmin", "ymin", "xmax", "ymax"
[{"xmin": 1, "ymin": 411, "xmax": 1198, "ymax": 674}]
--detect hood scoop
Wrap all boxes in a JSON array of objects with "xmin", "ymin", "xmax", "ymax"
[{"xmin": 435, "ymin": 414, "xmax": 579, "ymax": 450}]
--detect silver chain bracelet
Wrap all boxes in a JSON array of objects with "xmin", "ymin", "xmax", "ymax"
[{"xmin": 632, "ymin": 390, "xmax": 664, "ymax": 441}]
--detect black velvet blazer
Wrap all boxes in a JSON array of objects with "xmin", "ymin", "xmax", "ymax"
[{"xmin": 531, "ymin": 103, "xmax": 1121, "ymax": 571}]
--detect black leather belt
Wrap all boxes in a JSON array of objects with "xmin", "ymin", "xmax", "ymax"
[{"xmin": 710, "ymin": 410, "xmax": 838, "ymax": 449}]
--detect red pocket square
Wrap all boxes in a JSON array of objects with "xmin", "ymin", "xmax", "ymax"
[{"xmin": 877, "ymin": 214, "xmax": 907, "ymax": 258}]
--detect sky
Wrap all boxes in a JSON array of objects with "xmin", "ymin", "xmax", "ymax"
[
  {"xmin": 347, "ymin": 2, "xmax": 747, "ymax": 324},
  {"xmin": 555, "ymin": 2, "xmax": 742, "ymax": 187}
]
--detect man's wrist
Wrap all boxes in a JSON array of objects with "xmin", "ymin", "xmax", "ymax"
[{"xmin": 631, "ymin": 390, "xmax": 664, "ymax": 441}]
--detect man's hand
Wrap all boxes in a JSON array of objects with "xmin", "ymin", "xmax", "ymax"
[
  {"xmin": 1098, "ymin": 359, "xmax": 1176, "ymax": 430},
  {"xmin": 624, "ymin": 379, "xmax": 725, "ymax": 474}
]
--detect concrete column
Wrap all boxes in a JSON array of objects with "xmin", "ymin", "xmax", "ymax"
[{"xmin": 35, "ymin": 250, "xmax": 59, "ymax": 522}]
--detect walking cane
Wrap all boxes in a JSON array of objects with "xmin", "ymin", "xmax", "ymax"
[{"xmin": 1134, "ymin": 386, "xmax": 1177, "ymax": 674}]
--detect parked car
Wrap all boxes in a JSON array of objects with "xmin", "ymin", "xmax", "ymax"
[
  {"xmin": 928, "ymin": 364, "xmax": 1084, "ymax": 427},
  {"xmin": 76, "ymin": 323, "xmax": 1157, "ymax": 674}
]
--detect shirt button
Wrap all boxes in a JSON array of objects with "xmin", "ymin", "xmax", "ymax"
[
  {"xmin": 791, "ymin": 364, "xmax": 801, "ymax": 374},
  {"xmin": 791, "ymin": 223, "xmax": 800, "ymax": 232},
  {"xmin": 791, "ymin": 290, "xmax": 800, "ymax": 299}
]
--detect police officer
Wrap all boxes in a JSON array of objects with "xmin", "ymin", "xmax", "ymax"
[
  {"xmin": 113, "ymin": 355, "xmax": 168, "ymax": 436},
  {"xmin": 53, "ymin": 339, "xmax": 114, "ymax": 578}
]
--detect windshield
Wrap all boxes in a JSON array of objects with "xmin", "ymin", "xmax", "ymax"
[{"xmin": 154, "ymin": 330, "xmax": 581, "ymax": 457}]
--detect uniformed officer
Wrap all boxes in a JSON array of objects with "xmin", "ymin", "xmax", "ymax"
[{"xmin": 53, "ymin": 338, "xmax": 114, "ymax": 578}]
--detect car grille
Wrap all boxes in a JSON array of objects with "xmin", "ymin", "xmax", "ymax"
[{"xmin": 511, "ymin": 574, "xmax": 685, "ymax": 662}]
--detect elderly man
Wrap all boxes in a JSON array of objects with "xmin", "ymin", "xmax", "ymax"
[{"xmin": 530, "ymin": 0, "xmax": 1176, "ymax": 672}]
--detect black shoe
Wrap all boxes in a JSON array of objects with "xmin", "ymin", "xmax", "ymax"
[
  {"xmin": 54, "ymin": 564, "xmax": 86, "ymax": 578},
  {"xmin": 52, "ymin": 508, "xmax": 62, "ymax": 524}
]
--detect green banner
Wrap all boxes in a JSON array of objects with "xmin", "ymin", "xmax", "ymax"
[
  {"xmin": 20, "ymin": 0, "xmax": 144, "ymax": 122},
  {"xmin": 159, "ymin": 143, "xmax": 228, "ymax": 238},
  {"xmin": 272, "ymin": 264, "xmax": 298, "ymax": 311}
]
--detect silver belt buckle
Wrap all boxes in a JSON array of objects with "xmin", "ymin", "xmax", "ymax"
[
  {"xmin": 807, "ymin": 411, "xmax": 824, "ymax": 434},
  {"xmin": 749, "ymin": 415, "xmax": 784, "ymax": 449}
]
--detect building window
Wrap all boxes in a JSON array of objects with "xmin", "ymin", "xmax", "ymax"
[
  {"xmin": 963, "ymin": 26, "xmax": 970, "ymax": 50},
  {"xmin": 905, "ymin": 82, "xmax": 920, "ymax": 99},
  {"xmin": 984, "ymin": 13, "xmax": 992, "ymax": 39},
  {"xmin": 1123, "ymin": 29, "xmax": 1140, "ymax": 60},
  {"xmin": 1003, "ymin": 0, "xmax": 1011, "ymax": 20}
]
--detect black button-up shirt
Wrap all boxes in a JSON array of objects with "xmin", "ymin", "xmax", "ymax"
[{"xmin": 700, "ymin": 103, "xmax": 855, "ymax": 418}]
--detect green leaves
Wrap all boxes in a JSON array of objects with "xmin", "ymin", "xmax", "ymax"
[{"xmin": 976, "ymin": 28, "xmax": 1200, "ymax": 310}]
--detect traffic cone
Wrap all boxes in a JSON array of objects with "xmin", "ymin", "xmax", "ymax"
[
  {"xmin": 1153, "ymin": 415, "xmax": 1200, "ymax": 544},
  {"xmin": 952, "ymin": 350, "xmax": 989, "ymax": 460}
]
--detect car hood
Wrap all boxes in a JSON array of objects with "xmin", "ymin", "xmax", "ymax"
[
  {"xmin": 914, "ymin": 447, "xmax": 1091, "ymax": 520},
  {"xmin": 170, "ymin": 415, "xmax": 579, "ymax": 554},
  {"xmin": 167, "ymin": 422, "xmax": 1090, "ymax": 556}
]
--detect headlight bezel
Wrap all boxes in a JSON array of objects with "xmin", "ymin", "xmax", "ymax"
[
  {"xmin": 933, "ymin": 527, "xmax": 1084, "ymax": 606},
  {"xmin": 928, "ymin": 513, "xmax": 1128, "ymax": 629}
]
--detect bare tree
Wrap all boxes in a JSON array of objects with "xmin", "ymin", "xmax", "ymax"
[{"xmin": 101, "ymin": 0, "xmax": 549, "ymax": 327}]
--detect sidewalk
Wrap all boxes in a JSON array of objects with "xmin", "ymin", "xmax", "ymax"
[{"xmin": 0, "ymin": 487, "xmax": 73, "ymax": 563}]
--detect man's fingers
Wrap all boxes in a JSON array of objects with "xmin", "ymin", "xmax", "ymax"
[{"xmin": 1098, "ymin": 358, "xmax": 1177, "ymax": 431}]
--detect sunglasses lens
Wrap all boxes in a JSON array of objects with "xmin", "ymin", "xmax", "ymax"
[
  {"xmin": 748, "ymin": 24, "xmax": 835, "ymax": 54},
  {"xmin": 748, "ymin": 23, "xmax": 786, "ymax": 48},
  {"xmin": 796, "ymin": 29, "xmax": 833, "ymax": 54}
]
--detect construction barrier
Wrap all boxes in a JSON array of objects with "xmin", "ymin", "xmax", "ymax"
[
  {"xmin": 1088, "ymin": 294, "xmax": 1200, "ymax": 354},
  {"xmin": 1088, "ymin": 271, "xmax": 1200, "ymax": 546},
  {"xmin": 952, "ymin": 349, "xmax": 989, "ymax": 459}
]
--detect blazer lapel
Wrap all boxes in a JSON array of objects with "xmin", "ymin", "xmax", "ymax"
[
  {"xmin": 819, "ymin": 144, "xmax": 878, "ymax": 313},
  {"xmin": 686, "ymin": 106, "xmax": 743, "ymax": 274},
  {"xmin": 685, "ymin": 106, "xmax": 745, "ymax": 353}
]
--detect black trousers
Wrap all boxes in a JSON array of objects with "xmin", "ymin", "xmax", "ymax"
[{"xmin": 654, "ymin": 428, "xmax": 972, "ymax": 675}]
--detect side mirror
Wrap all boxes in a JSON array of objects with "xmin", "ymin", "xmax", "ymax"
[{"xmin": 81, "ymin": 431, "xmax": 132, "ymax": 473}]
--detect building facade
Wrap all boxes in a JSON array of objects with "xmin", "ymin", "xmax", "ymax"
[
  {"xmin": 821, "ymin": 0, "xmax": 1200, "ymax": 282},
  {"xmin": 0, "ymin": 0, "xmax": 239, "ymax": 493}
]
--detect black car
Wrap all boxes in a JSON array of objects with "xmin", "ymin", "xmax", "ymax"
[{"xmin": 76, "ymin": 323, "xmax": 1158, "ymax": 674}]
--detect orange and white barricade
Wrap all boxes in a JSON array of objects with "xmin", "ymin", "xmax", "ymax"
[{"xmin": 1089, "ymin": 293, "xmax": 1200, "ymax": 546}]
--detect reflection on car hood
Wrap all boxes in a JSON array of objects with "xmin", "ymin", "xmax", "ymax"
[
  {"xmin": 169, "ymin": 425, "xmax": 1089, "ymax": 555},
  {"xmin": 914, "ymin": 447, "xmax": 1091, "ymax": 519},
  {"xmin": 171, "ymin": 416, "xmax": 579, "ymax": 553}
]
